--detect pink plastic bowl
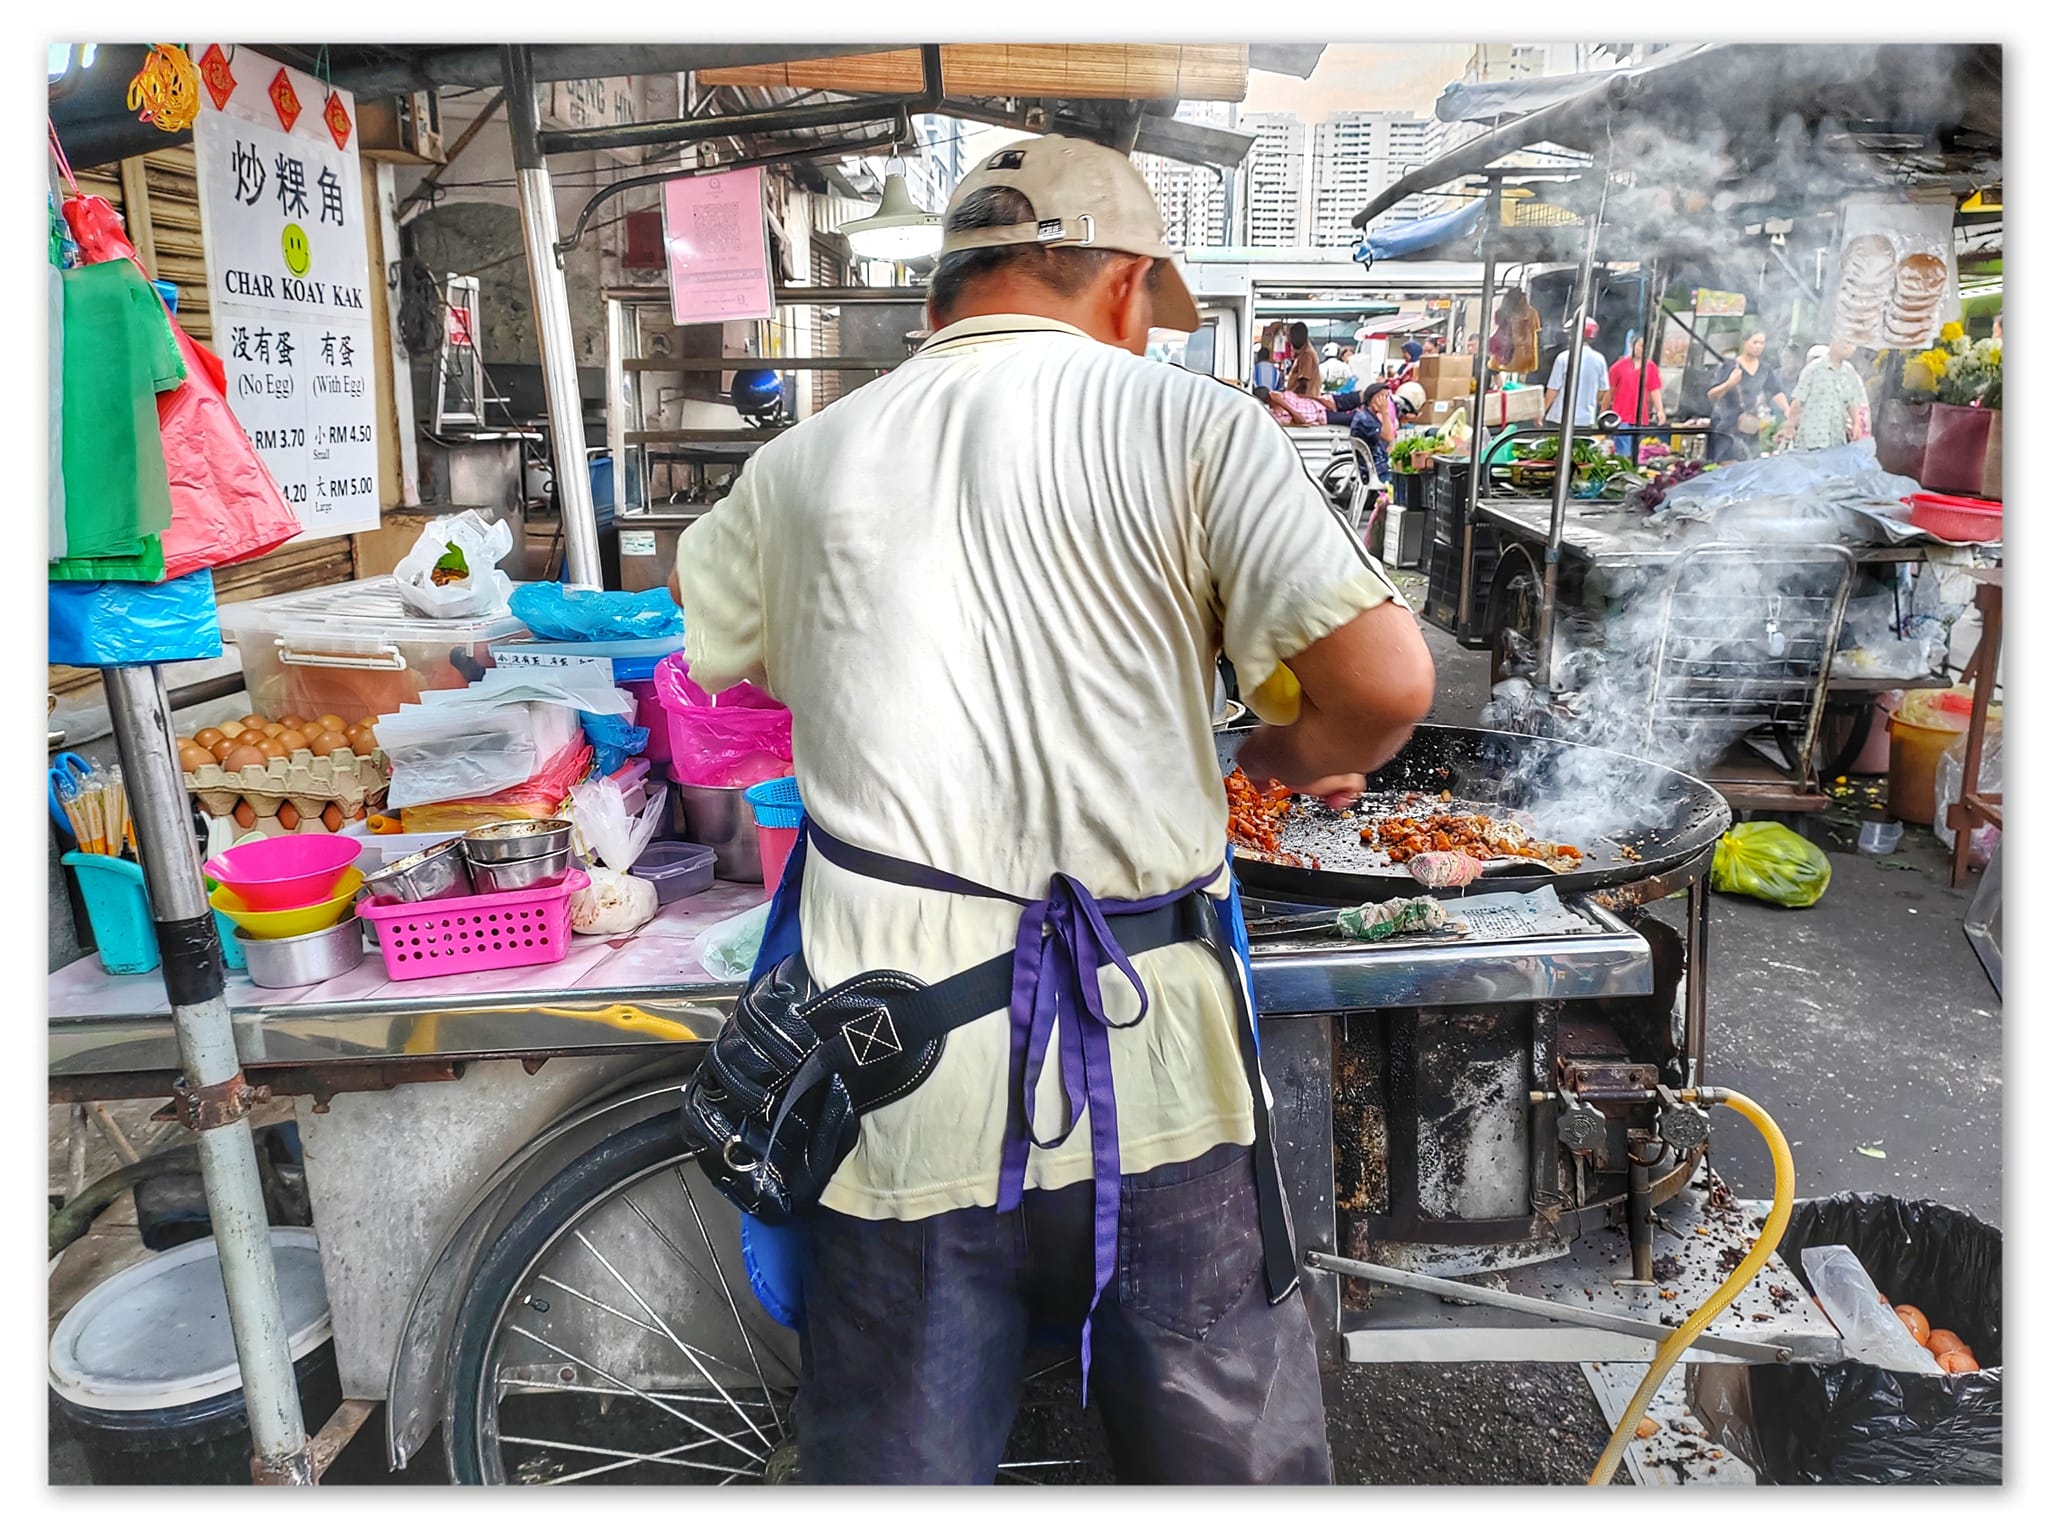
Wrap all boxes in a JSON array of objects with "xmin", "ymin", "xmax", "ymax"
[{"xmin": 204, "ymin": 833, "xmax": 363, "ymax": 912}]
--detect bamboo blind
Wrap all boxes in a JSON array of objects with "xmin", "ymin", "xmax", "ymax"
[{"xmin": 699, "ymin": 45, "xmax": 1249, "ymax": 102}]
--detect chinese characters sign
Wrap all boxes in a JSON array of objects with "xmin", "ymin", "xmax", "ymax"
[
  {"xmin": 194, "ymin": 45, "xmax": 379, "ymax": 540},
  {"xmin": 663, "ymin": 166, "xmax": 774, "ymax": 327}
]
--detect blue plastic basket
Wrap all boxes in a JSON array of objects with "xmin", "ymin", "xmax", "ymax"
[
  {"xmin": 63, "ymin": 853, "xmax": 161, "ymax": 974},
  {"xmin": 743, "ymin": 777, "xmax": 804, "ymax": 830}
]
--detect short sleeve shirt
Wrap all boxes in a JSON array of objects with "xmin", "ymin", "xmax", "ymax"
[
  {"xmin": 675, "ymin": 314, "xmax": 1404, "ymax": 1221},
  {"xmin": 1543, "ymin": 346, "xmax": 1611, "ymax": 426},
  {"xmin": 1791, "ymin": 359, "xmax": 1869, "ymax": 449}
]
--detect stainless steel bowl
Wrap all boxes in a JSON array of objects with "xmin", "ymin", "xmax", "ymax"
[
  {"xmin": 363, "ymin": 837, "xmax": 472, "ymax": 904},
  {"xmin": 464, "ymin": 818, "xmax": 576, "ymax": 864},
  {"xmin": 672, "ymin": 782, "xmax": 763, "ymax": 883},
  {"xmin": 237, "ymin": 915, "xmax": 365, "ymax": 990},
  {"xmin": 468, "ymin": 847, "xmax": 577, "ymax": 895}
]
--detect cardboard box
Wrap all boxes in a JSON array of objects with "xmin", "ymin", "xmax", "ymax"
[
  {"xmin": 1423, "ymin": 400, "xmax": 1459, "ymax": 426},
  {"xmin": 1482, "ymin": 387, "xmax": 1546, "ymax": 426},
  {"xmin": 1416, "ymin": 354, "xmax": 1473, "ymax": 392}
]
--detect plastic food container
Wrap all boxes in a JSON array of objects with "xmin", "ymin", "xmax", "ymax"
[
  {"xmin": 630, "ymin": 841, "xmax": 718, "ymax": 905},
  {"xmin": 237, "ymin": 915, "xmax": 365, "ymax": 990},
  {"xmin": 204, "ymin": 833, "xmax": 361, "ymax": 912},
  {"xmin": 1888, "ymin": 687, "xmax": 2000, "ymax": 825},
  {"xmin": 63, "ymin": 853, "xmax": 160, "ymax": 975},
  {"xmin": 1904, "ymin": 492, "xmax": 2002, "ymax": 544},
  {"xmin": 218, "ymin": 576, "xmax": 529, "ymax": 726},
  {"xmin": 358, "ymin": 869, "xmax": 589, "ymax": 980}
]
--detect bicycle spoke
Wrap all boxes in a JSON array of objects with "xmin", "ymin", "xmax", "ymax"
[
  {"xmin": 527, "ymin": 1276, "xmax": 761, "ymax": 1387},
  {"xmin": 573, "ymin": 1229, "xmax": 775, "ymax": 1449},
  {"xmin": 498, "ymin": 1432, "xmax": 759, "ymax": 1484},
  {"xmin": 673, "ymin": 1169, "xmax": 795, "ymax": 1429},
  {"xmin": 505, "ymin": 1325, "xmax": 767, "ymax": 1466},
  {"xmin": 497, "ymin": 1376, "xmax": 786, "ymax": 1413}
]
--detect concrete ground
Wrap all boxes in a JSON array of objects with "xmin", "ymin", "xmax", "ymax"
[{"xmin": 47, "ymin": 568, "xmax": 2000, "ymax": 1487}]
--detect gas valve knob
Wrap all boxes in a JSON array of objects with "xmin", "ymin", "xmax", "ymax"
[
  {"xmin": 1657, "ymin": 1091, "xmax": 1712, "ymax": 1154},
  {"xmin": 1555, "ymin": 1091, "xmax": 1607, "ymax": 1154}
]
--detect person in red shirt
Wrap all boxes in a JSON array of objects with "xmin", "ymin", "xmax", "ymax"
[{"xmin": 1607, "ymin": 333, "xmax": 1665, "ymax": 460}]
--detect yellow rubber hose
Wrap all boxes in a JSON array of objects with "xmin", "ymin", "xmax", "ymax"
[{"xmin": 1586, "ymin": 1088, "xmax": 1796, "ymax": 1486}]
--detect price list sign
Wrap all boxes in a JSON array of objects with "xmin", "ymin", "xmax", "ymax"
[{"xmin": 193, "ymin": 44, "xmax": 380, "ymax": 539}]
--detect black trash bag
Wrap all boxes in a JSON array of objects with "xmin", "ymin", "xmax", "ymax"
[{"xmin": 1748, "ymin": 1193, "xmax": 2001, "ymax": 1484}]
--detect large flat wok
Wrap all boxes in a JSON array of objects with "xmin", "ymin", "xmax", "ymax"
[{"xmin": 1216, "ymin": 723, "xmax": 1731, "ymax": 902}]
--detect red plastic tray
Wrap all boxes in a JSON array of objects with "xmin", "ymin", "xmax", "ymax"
[{"xmin": 1904, "ymin": 493, "xmax": 2002, "ymax": 544}]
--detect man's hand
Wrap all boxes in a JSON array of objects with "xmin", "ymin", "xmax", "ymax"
[{"xmin": 1236, "ymin": 726, "xmax": 1366, "ymax": 809}]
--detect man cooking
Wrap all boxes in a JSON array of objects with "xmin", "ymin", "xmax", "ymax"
[{"xmin": 672, "ymin": 135, "xmax": 1435, "ymax": 1485}]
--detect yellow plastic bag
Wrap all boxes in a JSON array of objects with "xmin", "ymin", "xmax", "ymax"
[{"xmin": 1711, "ymin": 822, "xmax": 1832, "ymax": 909}]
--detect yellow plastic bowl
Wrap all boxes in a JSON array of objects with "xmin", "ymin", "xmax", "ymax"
[{"xmin": 209, "ymin": 868, "xmax": 363, "ymax": 940}]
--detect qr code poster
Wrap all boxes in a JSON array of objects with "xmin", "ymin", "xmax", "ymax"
[{"xmin": 663, "ymin": 166, "xmax": 775, "ymax": 327}]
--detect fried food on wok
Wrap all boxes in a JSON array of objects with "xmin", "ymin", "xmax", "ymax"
[
  {"xmin": 1225, "ymin": 767, "xmax": 1302, "ymax": 863},
  {"xmin": 1361, "ymin": 810, "xmax": 1581, "ymax": 869}
]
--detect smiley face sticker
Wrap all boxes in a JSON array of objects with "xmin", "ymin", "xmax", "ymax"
[{"xmin": 281, "ymin": 223, "xmax": 312, "ymax": 278}]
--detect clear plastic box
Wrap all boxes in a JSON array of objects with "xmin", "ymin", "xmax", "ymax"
[{"xmin": 218, "ymin": 577, "xmax": 530, "ymax": 726}]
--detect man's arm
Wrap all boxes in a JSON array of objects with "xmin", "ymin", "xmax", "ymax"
[{"xmin": 1234, "ymin": 602, "xmax": 1435, "ymax": 793}]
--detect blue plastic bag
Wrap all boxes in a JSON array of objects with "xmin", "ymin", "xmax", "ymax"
[
  {"xmin": 510, "ymin": 583, "xmax": 683, "ymax": 642},
  {"xmin": 49, "ymin": 569, "xmax": 222, "ymax": 667},
  {"xmin": 578, "ymin": 710, "xmax": 650, "ymax": 778}
]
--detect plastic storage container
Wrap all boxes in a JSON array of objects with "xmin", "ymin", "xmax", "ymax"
[
  {"xmin": 630, "ymin": 840, "xmax": 718, "ymax": 905},
  {"xmin": 62, "ymin": 854, "xmax": 160, "ymax": 974},
  {"xmin": 218, "ymin": 576, "xmax": 530, "ymax": 726},
  {"xmin": 49, "ymin": 1229, "xmax": 340, "ymax": 1486},
  {"xmin": 1888, "ymin": 688, "xmax": 1999, "ymax": 825},
  {"xmin": 357, "ymin": 868, "xmax": 589, "ymax": 980}
]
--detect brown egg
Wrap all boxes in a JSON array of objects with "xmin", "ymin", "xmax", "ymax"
[
  {"xmin": 258, "ymin": 738, "xmax": 292, "ymax": 759},
  {"xmin": 358, "ymin": 717, "xmax": 379, "ymax": 731},
  {"xmin": 260, "ymin": 722, "xmax": 286, "ymax": 738},
  {"xmin": 178, "ymin": 743, "xmax": 215, "ymax": 774},
  {"xmin": 232, "ymin": 800, "xmax": 257, "ymax": 829},
  {"xmin": 1936, "ymin": 1349, "xmax": 1980, "ymax": 1375},
  {"xmin": 211, "ymin": 740, "xmax": 240, "ymax": 764},
  {"xmin": 222, "ymin": 744, "xmax": 270, "ymax": 773},
  {"xmin": 1927, "ymin": 1328, "xmax": 1966, "ymax": 1358},
  {"xmin": 1894, "ymin": 1305, "xmax": 1931, "ymax": 1347},
  {"xmin": 241, "ymin": 713, "xmax": 270, "ymax": 730},
  {"xmin": 276, "ymin": 729, "xmax": 310, "ymax": 753},
  {"xmin": 194, "ymin": 727, "xmax": 226, "ymax": 750},
  {"xmin": 315, "ymin": 713, "xmax": 348, "ymax": 734},
  {"xmin": 278, "ymin": 714, "xmax": 307, "ymax": 731},
  {"xmin": 347, "ymin": 724, "xmax": 378, "ymax": 753},
  {"xmin": 310, "ymin": 730, "xmax": 352, "ymax": 756},
  {"xmin": 235, "ymin": 728, "xmax": 267, "ymax": 747},
  {"xmin": 321, "ymin": 803, "xmax": 345, "ymax": 832},
  {"xmin": 217, "ymin": 720, "xmax": 249, "ymax": 740},
  {"xmin": 275, "ymin": 802, "xmax": 301, "ymax": 831}
]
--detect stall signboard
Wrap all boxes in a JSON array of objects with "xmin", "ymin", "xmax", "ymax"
[
  {"xmin": 193, "ymin": 44, "xmax": 380, "ymax": 540},
  {"xmin": 663, "ymin": 166, "xmax": 775, "ymax": 327},
  {"xmin": 1692, "ymin": 288, "xmax": 1748, "ymax": 318}
]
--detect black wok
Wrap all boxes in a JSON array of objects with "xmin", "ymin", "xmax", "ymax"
[{"xmin": 1216, "ymin": 723, "xmax": 1731, "ymax": 902}]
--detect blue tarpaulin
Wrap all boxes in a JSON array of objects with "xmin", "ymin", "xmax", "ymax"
[{"xmin": 1354, "ymin": 200, "xmax": 1485, "ymax": 266}]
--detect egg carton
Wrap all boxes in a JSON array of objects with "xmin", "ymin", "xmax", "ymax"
[{"xmin": 185, "ymin": 746, "xmax": 390, "ymax": 824}]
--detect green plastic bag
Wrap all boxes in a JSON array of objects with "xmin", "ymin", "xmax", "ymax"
[{"xmin": 1711, "ymin": 822, "xmax": 1832, "ymax": 908}]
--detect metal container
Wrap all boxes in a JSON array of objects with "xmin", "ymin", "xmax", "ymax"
[
  {"xmin": 464, "ymin": 819, "xmax": 575, "ymax": 865},
  {"xmin": 467, "ymin": 848, "xmax": 576, "ymax": 895},
  {"xmin": 671, "ymin": 782, "xmax": 763, "ymax": 883},
  {"xmin": 237, "ymin": 915, "xmax": 365, "ymax": 990},
  {"xmin": 362, "ymin": 838, "xmax": 472, "ymax": 905}
]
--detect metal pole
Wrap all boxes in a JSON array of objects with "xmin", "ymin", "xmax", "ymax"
[
  {"xmin": 1536, "ymin": 199, "xmax": 1605, "ymax": 688},
  {"xmin": 504, "ymin": 45, "xmax": 603, "ymax": 591},
  {"xmin": 1458, "ymin": 181, "xmax": 1500, "ymax": 636},
  {"xmin": 101, "ymin": 665, "xmax": 312, "ymax": 1485},
  {"xmin": 604, "ymin": 298, "xmax": 634, "ymax": 516}
]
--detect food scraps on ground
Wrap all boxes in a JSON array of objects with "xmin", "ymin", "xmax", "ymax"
[{"xmin": 1636, "ymin": 1416, "xmax": 1660, "ymax": 1439}]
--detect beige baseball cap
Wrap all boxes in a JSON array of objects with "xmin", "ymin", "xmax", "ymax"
[{"xmin": 939, "ymin": 135, "xmax": 1203, "ymax": 332}]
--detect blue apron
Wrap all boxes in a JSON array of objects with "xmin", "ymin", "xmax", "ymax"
[{"xmin": 735, "ymin": 819, "xmax": 1276, "ymax": 1378}]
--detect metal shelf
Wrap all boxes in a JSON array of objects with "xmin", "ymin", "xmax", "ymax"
[{"xmin": 624, "ymin": 356, "xmax": 905, "ymax": 372}]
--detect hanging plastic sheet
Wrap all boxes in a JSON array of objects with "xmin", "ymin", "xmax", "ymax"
[
  {"xmin": 49, "ymin": 570, "xmax": 222, "ymax": 667},
  {"xmin": 48, "ymin": 264, "xmax": 65, "ymax": 561}
]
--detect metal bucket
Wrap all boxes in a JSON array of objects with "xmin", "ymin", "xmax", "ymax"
[{"xmin": 671, "ymin": 782, "xmax": 763, "ymax": 883}]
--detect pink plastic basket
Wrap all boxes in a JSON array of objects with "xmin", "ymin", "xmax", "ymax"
[{"xmin": 357, "ymin": 868, "xmax": 589, "ymax": 980}]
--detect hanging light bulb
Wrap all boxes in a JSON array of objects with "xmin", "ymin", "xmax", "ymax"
[{"xmin": 838, "ymin": 171, "xmax": 943, "ymax": 261}]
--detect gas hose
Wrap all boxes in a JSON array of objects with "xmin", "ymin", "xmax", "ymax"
[{"xmin": 1587, "ymin": 1087, "xmax": 1796, "ymax": 1486}]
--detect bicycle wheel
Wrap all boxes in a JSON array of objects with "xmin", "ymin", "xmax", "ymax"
[
  {"xmin": 441, "ymin": 1113, "xmax": 1110, "ymax": 1485},
  {"xmin": 443, "ymin": 1114, "xmax": 799, "ymax": 1485}
]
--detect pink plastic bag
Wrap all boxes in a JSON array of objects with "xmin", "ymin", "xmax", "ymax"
[{"xmin": 653, "ymin": 653, "xmax": 793, "ymax": 788}]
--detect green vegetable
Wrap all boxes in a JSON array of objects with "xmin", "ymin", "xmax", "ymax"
[{"xmin": 433, "ymin": 543, "xmax": 470, "ymax": 578}]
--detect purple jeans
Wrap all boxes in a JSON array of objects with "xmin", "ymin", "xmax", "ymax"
[{"xmin": 795, "ymin": 1142, "xmax": 1331, "ymax": 1484}]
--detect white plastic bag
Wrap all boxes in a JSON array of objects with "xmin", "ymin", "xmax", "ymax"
[
  {"xmin": 570, "ymin": 866, "xmax": 659, "ymax": 935},
  {"xmin": 378, "ymin": 701, "xmax": 578, "ymax": 809},
  {"xmin": 392, "ymin": 509, "xmax": 514, "ymax": 620},
  {"xmin": 697, "ymin": 901, "xmax": 772, "ymax": 982},
  {"xmin": 1933, "ymin": 727, "xmax": 2001, "ymax": 860},
  {"xmin": 570, "ymin": 775, "xmax": 668, "ymax": 872},
  {"xmin": 1801, "ymin": 1245, "xmax": 1943, "ymax": 1374}
]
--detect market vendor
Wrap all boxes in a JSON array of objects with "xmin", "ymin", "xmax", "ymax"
[{"xmin": 672, "ymin": 134, "xmax": 1434, "ymax": 1485}]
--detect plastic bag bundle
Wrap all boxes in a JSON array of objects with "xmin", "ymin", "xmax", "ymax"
[
  {"xmin": 392, "ymin": 510, "xmax": 514, "ymax": 620},
  {"xmin": 579, "ymin": 711, "xmax": 649, "ymax": 779},
  {"xmin": 1933, "ymin": 728, "xmax": 2001, "ymax": 861},
  {"xmin": 652, "ymin": 653, "xmax": 793, "ymax": 788},
  {"xmin": 1711, "ymin": 821, "xmax": 1832, "ymax": 908},
  {"xmin": 509, "ymin": 582, "xmax": 684, "ymax": 642},
  {"xmin": 1334, "ymin": 895, "xmax": 1455, "ymax": 942},
  {"xmin": 697, "ymin": 902, "xmax": 772, "ymax": 982},
  {"xmin": 570, "ymin": 867, "xmax": 659, "ymax": 936},
  {"xmin": 569, "ymin": 775, "xmax": 669, "ymax": 873}
]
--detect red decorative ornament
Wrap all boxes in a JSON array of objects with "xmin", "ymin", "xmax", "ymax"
[
  {"xmin": 323, "ymin": 92, "xmax": 353, "ymax": 151},
  {"xmin": 198, "ymin": 44, "xmax": 236, "ymax": 112},
  {"xmin": 268, "ymin": 68, "xmax": 302, "ymax": 132}
]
